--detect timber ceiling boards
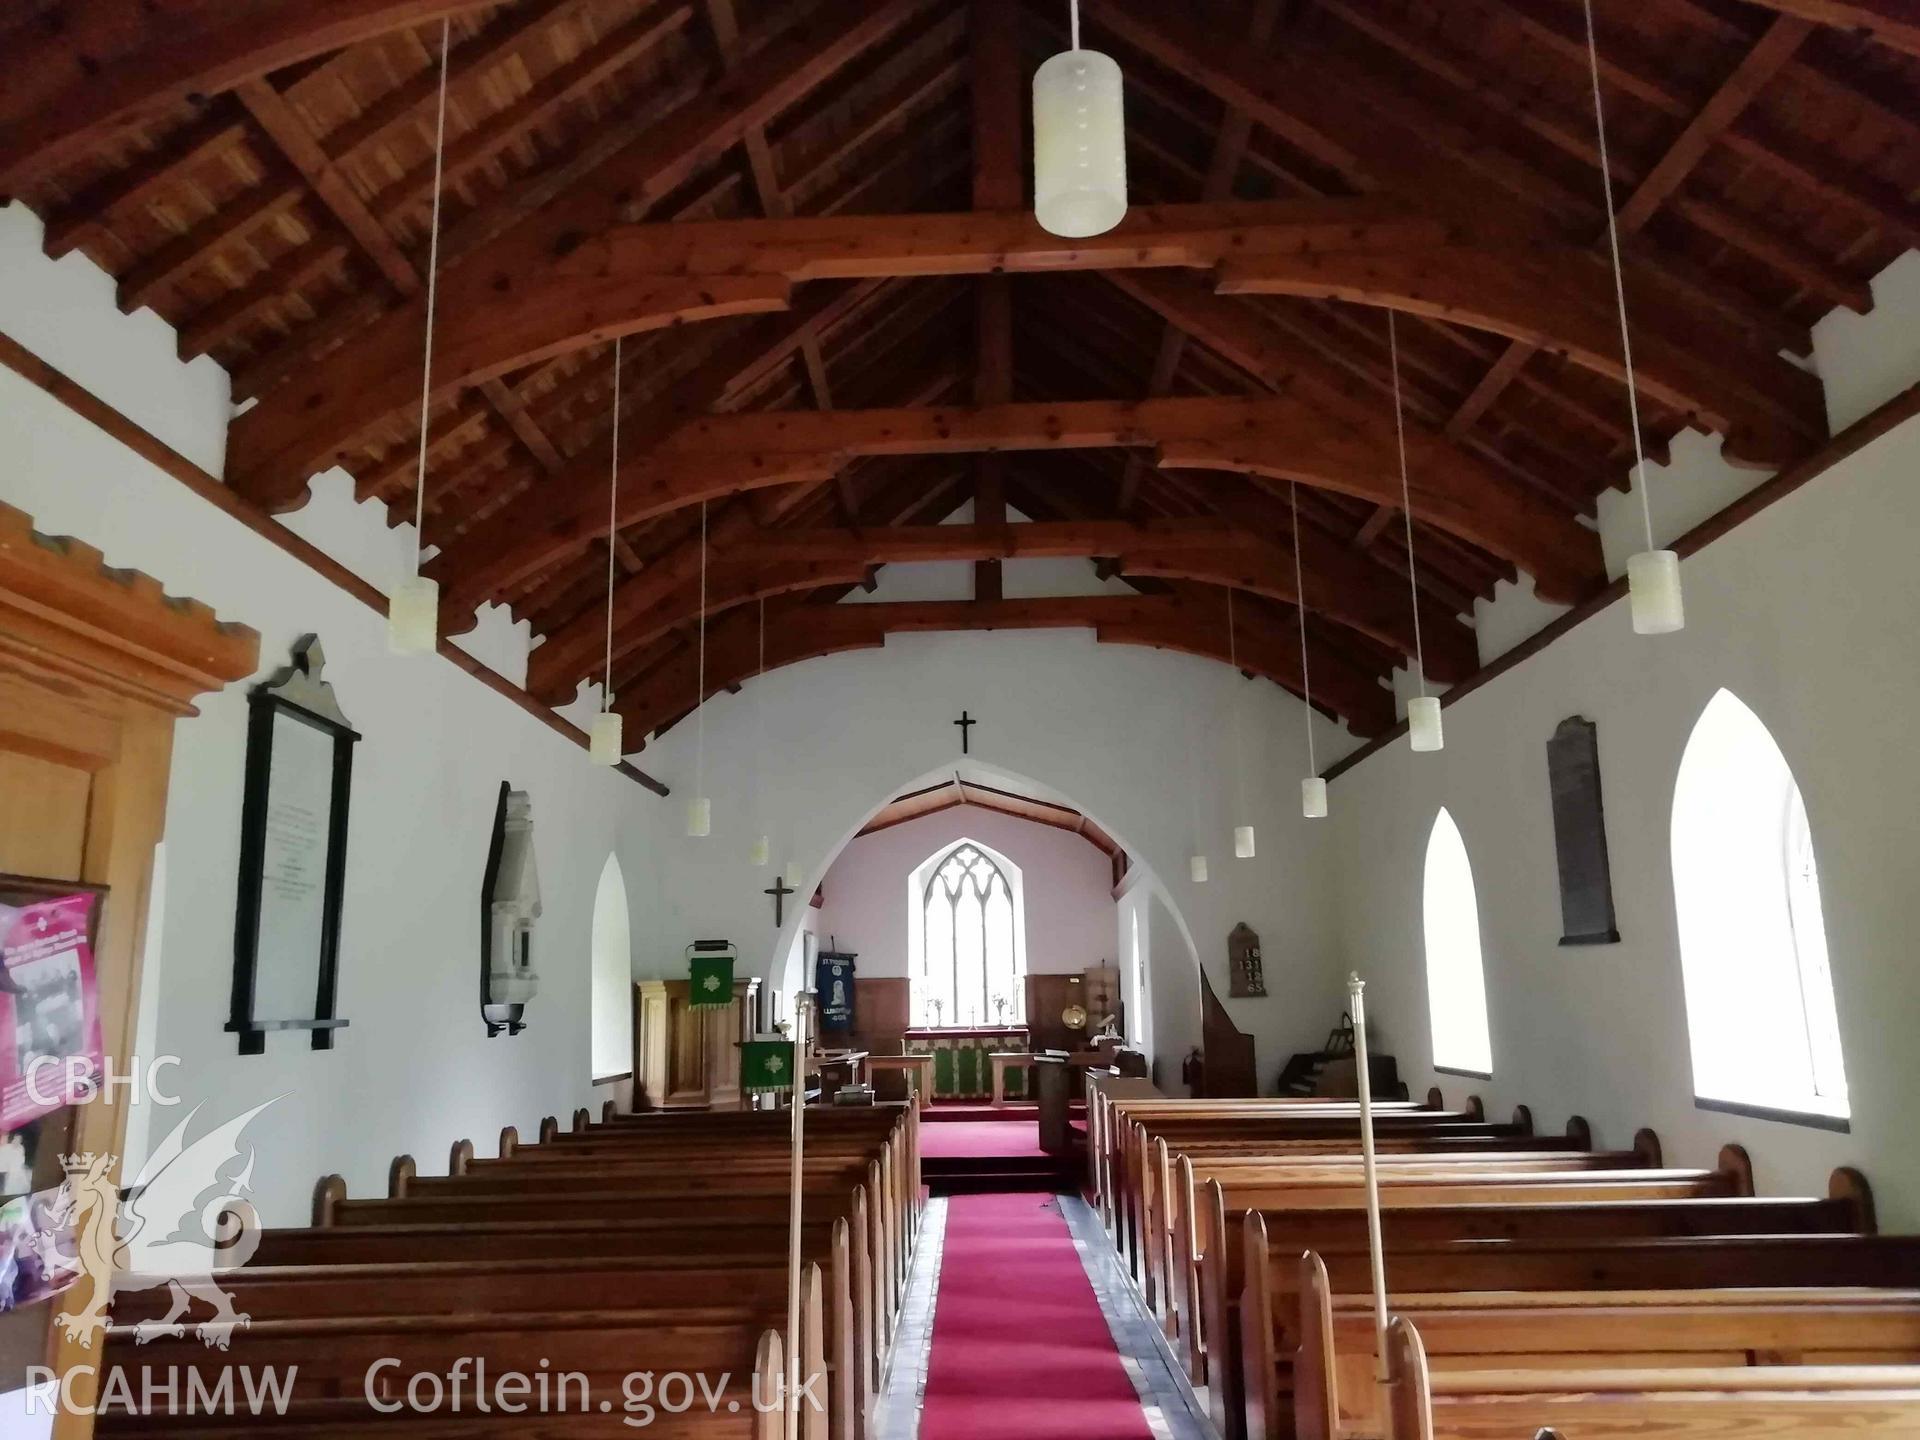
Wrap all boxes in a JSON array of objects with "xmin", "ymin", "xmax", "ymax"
[{"xmin": 5, "ymin": 0, "xmax": 1913, "ymax": 742}]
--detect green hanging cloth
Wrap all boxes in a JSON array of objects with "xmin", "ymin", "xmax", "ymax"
[
  {"xmin": 688, "ymin": 949, "xmax": 734, "ymax": 1008},
  {"xmin": 741, "ymin": 1038, "xmax": 797, "ymax": 1094}
]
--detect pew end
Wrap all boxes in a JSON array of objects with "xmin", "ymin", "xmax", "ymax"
[
  {"xmin": 449, "ymin": 1136, "xmax": 474, "ymax": 1176},
  {"xmin": 311, "ymin": 1174, "xmax": 346, "ymax": 1228},
  {"xmin": 756, "ymin": 1328, "xmax": 785, "ymax": 1440},
  {"xmin": 387, "ymin": 1154, "xmax": 414, "ymax": 1199},
  {"xmin": 573, "ymin": 1105, "xmax": 592, "ymax": 1132},
  {"xmin": 1464, "ymin": 1094, "xmax": 1485, "ymax": 1122},
  {"xmin": 1565, "ymin": 1114, "xmax": 1592, "ymax": 1151},
  {"xmin": 1426, "ymin": 1086, "xmax": 1444, "ymax": 1110},
  {"xmin": 1832, "ymin": 1165, "xmax": 1878, "ymax": 1233},
  {"xmin": 498, "ymin": 1124, "xmax": 518, "ymax": 1159},
  {"xmin": 1718, "ymin": 1142, "xmax": 1756, "ymax": 1197},
  {"xmin": 1238, "ymin": 1210, "xmax": 1274, "ymax": 1440},
  {"xmin": 602, "ymin": 1097, "xmax": 618, "ymax": 1122},
  {"xmin": 540, "ymin": 1114, "xmax": 560, "ymax": 1142},
  {"xmin": 1294, "ymin": 1250, "xmax": 1338, "ymax": 1440},
  {"xmin": 1385, "ymin": 1317, "xmax": 1434, "ymax": 1440},
  {"xmin": 1511, "ymin": 1104, "xmax": 1533, "ymax": 1135},
  {"xmin": 1632, "ymin": 1127, "xmax": 1663, "ymax": 1167}
]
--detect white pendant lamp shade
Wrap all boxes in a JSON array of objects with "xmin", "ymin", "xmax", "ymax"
[
  {"xmin": 1627, "ymin": 549, "xmax": 1685, "ymax": 635},
  {"xmin": 750, "ymin": 835, "xmax": 770, "ymax": 868},
  {"xmin": 388, "ymin": 574, "xmax": 439, "ymax": 655},
  {"xmin": 1189, "ymin": 854, "xmax": 1209, "ymax": 884},
  {"xmin": 1302, "ymin": 776, "xmax": 1328, "ymax": 819},
  {"xmin": 1234, "ymin": 825, "xmax": 1257, "ymax": 860},
  {"xmin": 1408, "ymin": 694, "xmax": 1445, "ymax": 753},
  {"xmin": 686, "ymin": 796, "xmax": 712, "ymax": 838},
  {"xmin": 1033, "ymin": 48, "xmax": 1127, "ymax": 238},
  {"xmin": 588, "ymin": 710, "xmax": 623, "ymax": 766}
]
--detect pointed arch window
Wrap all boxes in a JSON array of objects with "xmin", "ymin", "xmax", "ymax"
[
  {"xmin": 1422, "ymin": 808, "xmax": 1494, "ymax": 1077},
  {"xmin": 1672, "ymin": 690, "xmax": 1848, "ymax": 1126},
  {"xmin": 590, "ymin": 854, "xmax": 633, "ymax": 1080},
  {"xmin": 909, "ymin": 841, "xmax": 1026, "ymax": 1028}
]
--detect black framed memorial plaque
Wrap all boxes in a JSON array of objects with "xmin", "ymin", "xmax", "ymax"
[
  {"xmin": 228, "ymin": 637, "xmax": 357, "ymax": 1054},
  {"xmin": 1546, "ymin": 715, "xmax": 1620, "ymax": 946}
]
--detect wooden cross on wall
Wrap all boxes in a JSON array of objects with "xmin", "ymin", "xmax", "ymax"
[
  {"xmin": 764, "ymin": 875, "xmax": 795, "ymax": 928},
  {"xmin": 954, "ymin": 710, "xmax": 976, "ymax": 755}
]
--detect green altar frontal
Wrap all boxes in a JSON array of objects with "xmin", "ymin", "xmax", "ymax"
[{"xmin": 906, "ymin": 1026, "xmax": 1031, "ymax": 1100}]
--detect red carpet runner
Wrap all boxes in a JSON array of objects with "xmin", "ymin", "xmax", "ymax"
[{"xmin": 919, "ymin": 1193, "xmax": 1154, "ymax": 1440}]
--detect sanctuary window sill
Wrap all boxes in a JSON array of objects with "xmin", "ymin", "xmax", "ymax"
[
  {"xmin": 1695, "ymin": 1095, "xmax": 1851, "ymax": 1134},
  {"xmin": 1433, "ymin": 1065, "xmax": 1492, "ymax": 1081}
]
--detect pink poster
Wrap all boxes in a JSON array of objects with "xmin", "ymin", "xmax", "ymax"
[{"xmin": 0, "ymin": 892, "xmax": 104, "ymax": 1132}]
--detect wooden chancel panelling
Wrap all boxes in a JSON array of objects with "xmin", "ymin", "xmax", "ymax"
[{"xmin": 7, "ymin": 0, "xmax": 1915, "ymax": 750}]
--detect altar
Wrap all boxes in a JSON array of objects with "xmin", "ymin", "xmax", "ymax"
[{"xmin": 905, "ymin": 1025, "xmax": 1031, "ymax": 1100}]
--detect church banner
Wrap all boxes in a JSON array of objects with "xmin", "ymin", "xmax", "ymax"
[
  {"xmin": 740, "ymin": 1039, "xmax": 796, "ymax": 1094},
  {"xmin": 0, "ymin": 892, "xmax": 104, "ymax": 1132},
  {"xmin": 687, "ymin": 948, "xmax": 734, "ymax": 1008},
  {"xmin": 815, "ymin": 950, "xmax": 856, "ymax": 1031}
]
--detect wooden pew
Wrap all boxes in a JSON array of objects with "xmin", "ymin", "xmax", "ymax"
[
  {"xmin": 98, "ymin": 1287, "xmax": 800, "ymax": 1439},
  {"xmin": 1140, "ymin": 1135, "xmax": 1650, "ymax": 1320},
  {"xmin": 1385, "ymin": 1315, "xmax": 1920, "ymax": 1440},
  {"xmin": 1297, "ymin": 1251, "xmax": 1920, "ymax": 1440},
  {"xmin": 1176, "ymin": 1182, "xmax": 1864, "ymax": 1393},
  {"xmin": 1234, "ymin": 1213, "xmax": 1920, "ymax": 1440}
]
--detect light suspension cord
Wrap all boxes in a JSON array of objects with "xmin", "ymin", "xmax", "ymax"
[
  {"xmin": 1581, "ymin": 0, "xmax": 1656, "ymax": 553},
  {"xmin": 602, "ymin": 337, "xmax": 622, "ymax": 714},
  {"xmin": 1069, "ymin": 0, "xmax": 1081, "ymax": 51},
  {"xmin": 695, "ymin": 499, "xmax": 709, "ymax": 799},
  {"xmin": 1387, "ymin": 312, "xmax": 1428, "ymax": 699},
  {"xmin": 1290, "ymin": 483, "xmax": 1316, "ymax": 774},
  {"xmin": 410, "ymin": 18, "xmax": 452, "ymax": 572},
  {"xmin": 1227, "ymin": 588, "xmax": 1249, "ymax": 786}
]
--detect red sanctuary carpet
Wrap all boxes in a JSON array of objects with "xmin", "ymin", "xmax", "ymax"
[
  {"xmin": 919, "ymin": 1193, "xmax": 1153, "ymax": 1440},
  {"xmin": 919, "ymin": 1120, "xmax": 1049, "ymax": 1159}
]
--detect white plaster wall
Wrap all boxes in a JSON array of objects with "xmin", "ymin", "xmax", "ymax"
[
  {"xmin": 628, "ymin": 629, "xmax": 1362, "ymax": 1085},
  {"xmin": 1145, "ymin": 890, "xmax": 1203, "ymax": 1091},
  {"xmin": 0, "ymin": 206, "xmax": 657, "ymax": 1227},
  {"xmin": 1329, "ymin": 409, "xmax": 1920, "ymax": 1225}
]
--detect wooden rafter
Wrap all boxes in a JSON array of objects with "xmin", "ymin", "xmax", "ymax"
[{"xmin": 0, "ymin": 0, "xmax": 501, "ymax": 194}]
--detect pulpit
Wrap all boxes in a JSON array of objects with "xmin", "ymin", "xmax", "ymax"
[
  {"xmin": 633, "ymin": 976, "xmax": 760, "ymax": 1110},
  {"xmin": 905, "ymin": 1025, "xmax": 1030, "ymax": 1100}
]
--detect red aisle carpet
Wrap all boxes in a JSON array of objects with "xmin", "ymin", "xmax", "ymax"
[
  {"xmin": 918, "ymin": 1120, "xmax": 1049, "ymax": 1159},
  {"xmin": 919, "ymin": 1194, "xmax": 1153, "ymax": 1440}
]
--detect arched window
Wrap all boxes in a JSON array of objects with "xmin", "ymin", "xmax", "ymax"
[
  {"xmin": 1672, "ymin": 690, "xmax": 1848, "ymax": 1121},
  {"xmin": 908, "ymin": 840, "xmax": 1026, "ymax": 1027},
  {"xmin": 1422, "ymin": 808, "xmax": 1494, "ymax": 1076},
  {"xmin": 590, "ymin": 854, "xmax": 633, "ymax": 1079}
]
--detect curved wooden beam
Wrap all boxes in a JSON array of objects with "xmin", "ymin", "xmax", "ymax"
[
  {"xmin": 614, "ymin": 596, "xmax": 1395, "ymax": 740},
  {"xmin": 228, "ymin": 196, "xmax": 1812, "ymax": 505},
  {"xmin": 531, "ymin": 518, "xmax": 1474, "ymax": 702},
  {"xmin": 530, "ymin": 556, "xmax": 870, "ymax": 700},
  {"xmin": 598, "ymin": 396, "xmax": 1600, "ymax": 599},
  {"xmin": 0, "ymin": 1, "xmax": 499, "ymax": 194},
  {"xmin": 1214, "ymin": 242, "xmax": 1819, "ymax": 468}
]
